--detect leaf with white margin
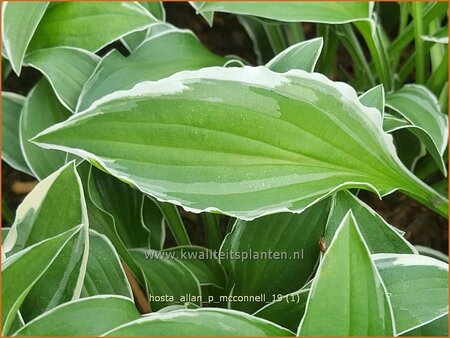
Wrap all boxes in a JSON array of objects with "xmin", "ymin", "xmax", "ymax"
[
  {"xmin": 13, "ymin": 295, "xmax": 140, "ymax": 336},
  {"xmin": 26, "ymin": 2, "xmax": 157, "ymax": 54},
  {"xmin": 1, "ymin": 1, "xmax": 49, "ymax": 75},
  {"xmin": 34, "ymin": 66, "xmax": 449, "ymax": 219},
  {"xmin": 130, "ymin": 248, "xmax": 202, "ymax": 311},
  {"xmin": 122, "ymin": 21, "xmax": 174, "ymax": 53},
  {"xmin": 266, "ymin": 37, "xmax": 323, "ymax": 73},
  {"xmin": 254, "ymin": 288, "xmax": 309, "ymax": 332},
  {"xmin": 324, "ymin": 191, "xmax": 416, "ymax": 254},
  {"xmin": 88, "ymin": 167, "xmax": 151, "ymax": 249},
  {"xmin": 393, "ymin": 128, "xmax": 427, "ymax": 172},
  {"xmin": 189, "ymin": 2, "xmax": 214, "ymax": 26},
  {"xmin": 298, "ymin": 211, "xmax": 395, "ymax": 336},
  {"xmin": 373, "ymin": 253, "xmax": 449, "ymax": 335},
  {"xmin": 140, "ymin": 1, "xmax": 165, "ymax": 21},
  {"xmin": 415, "ymin": 245, "xmax": 448, "ymax": 263},
  {"xmin": 103, "ymin": 308, "xmax": 294, "ymax": 336},
  {"xmin": 195, "ymin": 1, "xmax": 372, "ymax": 24},
  {"xmin": 1, "ymin": 226, "xmax": 81, "ymax": 335},
  {"xmin": 220, "ymin": 199, "xmax": 329, "ymax": 313},
  {"xmin": 359, "ymin": 84, "xmax": 385, "ymax": 116},
  {"xmin": 1, "ymin": 92, "xmax": 33, "ymax": 176},
  {"xmin": 401, "ymin": 314, "xmax": 448, "ymax": 336},
  {"xmin": 386, "ymin": 84, "xmax": 448, "ymax": 176},
  {"xmin": 3, "ymin": 162, "xmax": 90, "ymax": 321},
  {"xmin": 24, "ymin": 47, "xmax": 100, "ymax": 112},
  {"xmin": 76, "ymin": 29, "xmax": 225, "ymax": 112},
  {"xmin": 76, "ymin": 162, "xmax": 146, "ymax": 285},
  {"xmin": 81, "ymin": 230, "xmax": 133, "ymax": 299},
  {"xmin": 20, "ymin": 79, "xmax": 72, "ymax": 180}
]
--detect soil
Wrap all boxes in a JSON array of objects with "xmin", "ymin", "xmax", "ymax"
[{"xmin": 2, "ymin": 2, "xmax": 448, "ymax": 255}]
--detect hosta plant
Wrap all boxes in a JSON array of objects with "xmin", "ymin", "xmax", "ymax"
[{"xmin": 1, "ymin": 1, "xmax": 448, "ymax": 336}]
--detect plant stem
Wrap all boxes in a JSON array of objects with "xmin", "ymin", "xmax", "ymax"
[
  {"xmin": 427, "ymin": 47, "xmax": 448, "ymax": 96},
  {"xmin": 288, "ymin": 22, "xmax": 304, "ymax": 44},
  {"xmin": 335, "ymin": 24, "xmax": 375, "ymax": 87},
  {"xmin": 389, "ymin": 2, "xmax": 447, "ymax": 57},
  {"xmin": 354, "ymin": 20, "xmax": 392, "ymax": 91},
  {"xmin": 391, "ymin": 1, "xmax": 410, "ymax": 71},
  {"xmin": 202, "ymin": 213, "xmax": 222, "ymax": 250},
  {"xmin": 155, "ymin": 201, "xmax": 191, "ymax": 246},
  {"xmin": 412, "ymin": 1, "xmax": 425, "ymax": 84},
  {"xmin": 264, "ymin": 24, "xmax": 286, "ymax": 55}
]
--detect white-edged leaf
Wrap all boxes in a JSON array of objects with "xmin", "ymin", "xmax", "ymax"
[
  {"xmin": 13, "ymin": 295, "xmax": 140, "ymax": 336},
  {"xmin": 1, "ymin": 1, "xmax": 49, "ymax": 75},
  {"xmin": 24, "ymin": 47, "xmax": 100, "ymax": 112},
  {"xmin": 1, "ymin": 92, "xmax": 33, "ymax": 176},
  {"xmin": 81, "ymin": 230, "xmax": 133, "ymax": 299},
  {"xmin": 324, "ymin": 191, "xmax": 416, "ymax": 254},
  {"xmin": 298, "ymin": 211, "xmax": 395, "ymax": 336},
  {"xmin": 76, "ymin": 29, "xmax": 225, "ymax": 112},
  {"xmin": 33, "ymin": 66, "xmax": 448, "ymax": 219},
  {"xmin": 2, "ymin": 226, "xmax": 81, "ymax": 335},
  {"xmin": 27, "ymin": 2, "xmax": 157, "ymax": 54},
  {"xmin": 374, "ymin": 253, "xmax": 449, "ymax": 335},
  {"xmin": 103, "ymin": 308, "xmax": 294, "ymax": 336},
  {"xmin": 266, "ymin": 37, "xmax": 323, "ymax": 72},
  {"xmin": 386, "ymin": 84, "xmax": 448, "ymax": 175},
  {"xmin": 195, "ymin": 2, "xmax": 373, "ymax": 24},
  {"xmin": 20, "ymin": 79, "xmax": 72, "ymax": 180}
]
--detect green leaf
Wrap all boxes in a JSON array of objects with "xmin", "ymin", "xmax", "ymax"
[
  {"xmin": 354, "ymin": 19, "xmax": 393, "ymax": 90},
  {"xmin": 392, "ymin": 128, "xmax": 427, "ymax": 172},
  {"xmin": 81, "ymin": 230, "xmax": 133, "ymax": 298},
  {"xmin": 196, "ymin": 2, "xmax": 372, "ymax": 23},
  {"xmin": 401, "ymin": 314, "xmax": 448, "ymax": 336},
  {"xmin": 3, "ymin": 162, "xmax": 89, "ymax": 321},
  {"xmin": 3, "ymin": 162, "xmax": 86, "ymax": 255},
  {"xmin": 140, "ymin": 1, "xmax": 165, "ymax": 21},
  {"xmin": 20, "ymin": 79, "xmax": 72, "ymax": 180},
  {"xmin": 2, "ymin": 1, "xmax": 49, "ymax": 75},
  {"xmin": 386, "ymin": 84, "xmax": 448, "ymax": 175},
  {"xmin": 2, "ymin": 226, "xmax": 81, "ymax": 335},
  {"xmin": 27, "ymin": 2, "xmax": 157, "ymax": 54},
  {"xmin": 324, "ymin": 191, "xmax": 416, "ymax": 254},
  {"xmin": 374, "ymin": 253, "xmax": 449, "ymax": 335},
  {"xmin": 34, "ymin": 66, "xmax": 449, "ymax": 218},
  {"xmin": 359, "ymin": 84, "xmax": 385, "ymax": 115},
  {"xmin": 266, "ymin": 37, "xmax": 323, "ymax": 72},
  {"xmin": 221, "ymin": 199, "xmax": 329, "ymax": 313},
  {"xmin": 103, "ymin": 308, "xmax": 294, "ymax": 336},
  {"xmin": 1, "ymin": 92, "xmax": 33, "ymax": 176},
  {"xmin": 254, "ymin": 288, "xmax": 309, "ymax": 332},
  {"xmin": 415, "ymin": 245, "xmax": 448, "ymax": 263},
  {"xmin": 13, "ymin": 296, "xmax": 140, "ymax": 336},
  {"xmin": 88, "ymin": 167, "xmax": 150, "ymax": 249},
  {"xmin": 298, "ymin": 211, "xmax": 395, "ymax": 336},
  {"xmin": 75, "ymin": 162, "xmax": 146, "ymax": 284},
  {"xmin": 76, "ymin": 29, "xmax": 225, "ymax": 112},
  {"xmin": 163, "ymin": 246, "xmax": 227, "ymax": 289},
  {"xmin": 130, "ymin": 249, "xmax": 202, "ymax": 311},
  {"xmin": 141, "ymin": 196, "xmax": 165, "ymax": 250},
  {"xmin": 24, "ymin": 47, "xmax": 100, "ymax": 112}
]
